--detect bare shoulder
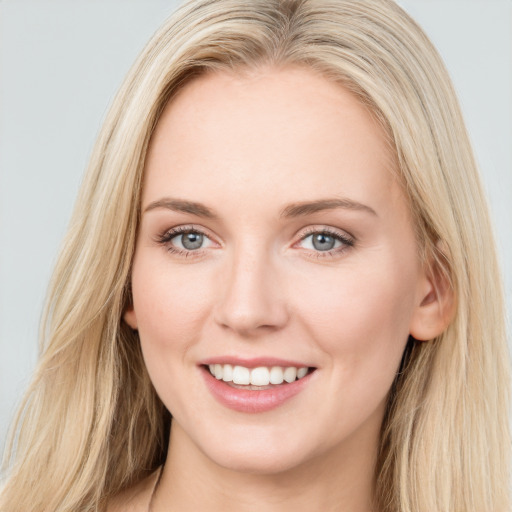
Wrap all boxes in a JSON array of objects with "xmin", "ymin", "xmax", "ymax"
[{"xmin": 107, "ymin": 468, "xmax": 161, "ymax": 512}]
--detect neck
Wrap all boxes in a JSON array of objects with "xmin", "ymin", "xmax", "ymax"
[{"xmin": 151, "ymin": 420, "xmax": 379, "ymax": 512}]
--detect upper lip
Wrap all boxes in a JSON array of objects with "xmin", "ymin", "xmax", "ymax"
[{"xmin": 199, "ymin": 356, "xmax": 314, "ymax": 368}]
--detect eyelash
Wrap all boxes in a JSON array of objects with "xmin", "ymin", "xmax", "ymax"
[
  {"xmin": 297, "ymin": 227, "xmax": 355, "ymax": 259},
  {"xmin": 156, "ymin": 225, "xmax": 355, "ymax": 259},
  {"xmin": 156, "ymin": 225, "xmax": 211, "ymax": 259}
]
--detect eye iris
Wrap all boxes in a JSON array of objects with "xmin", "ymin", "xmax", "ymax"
[
  {"xmin": 181, "ymin": 232, "xmax": 203, "ymax": 250},
  {"xmin": 312, "ymin": 233, "xmax": 335, "ymax": 251}
]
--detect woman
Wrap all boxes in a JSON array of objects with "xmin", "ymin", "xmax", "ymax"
[{"xmin": 1, "ymin": 0, "xmax": 510, "ymax": 511}]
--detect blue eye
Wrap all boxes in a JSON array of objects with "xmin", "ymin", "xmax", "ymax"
[
  {"xmin": 157, "ymin": 226, "xmax": 352, "ymax": 258},
  {"xmin": 298, "ymin": 230, "xmax": 353, "ymax": 254},
  {"xmin": 159, "ymin": 227, "xmax": 214, "ymax": 253},
  {"xmin": 311, "ymin": 233, "xmax": 337, "ymax": 251},
  {"xmin": 174, "ymin": 231, "xmax": 204, "ymax": 250}
]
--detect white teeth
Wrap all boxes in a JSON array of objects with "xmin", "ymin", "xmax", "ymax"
[
  {"xmin": 269, "ymin": 366, "xmax": 284, "ymax": 385},
  {"xmin": 297, "ymin": 367, "xmax": 308, "ymax": 379},
  {"xmin": 208, "ymin": 364, "xmax": 309, "ymax": 385},
  {"xmin": 250, "ymin": 367, "xmax": 270, "ymax": 386},
  {"xmin": 283, "ymin": 367, "xmax": 297, "ymax": 383},
  {"xmin": 222, "ymin": 364, "xmax": 233, "ymax": 382},
  {"xmin": 232, "ymin": 365, "xmax": 250, "ymax": 385}
]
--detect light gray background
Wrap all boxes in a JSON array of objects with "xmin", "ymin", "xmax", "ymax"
[{"xmin": 1, "ymin": 0, "xmax": 511, "ymax": 452}]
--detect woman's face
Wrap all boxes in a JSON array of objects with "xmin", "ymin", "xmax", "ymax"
[{"xmin": 125, "ymin": 66, "xmax": 432, "ymax": 474}]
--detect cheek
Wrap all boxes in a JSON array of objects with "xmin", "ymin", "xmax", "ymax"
[
  {"xmin": 287, "ymin": 257, "xmax": 418, "ymax": 440},
  {"xmin": 129, "ymin": 255, "xmax": 216, "ymax": 403},
  {"xmin": 131, "ymin": 256, "xmax": 212, "ymax": 343},
  {"xmin": 293, "ymin": 255, "xmax": 418, "ymax": 381},
  {"xmin": 130, "ymin": 256, "xmax": 218, "ymax": 417}
]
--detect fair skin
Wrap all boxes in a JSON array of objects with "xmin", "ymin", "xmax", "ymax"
[{"xmin": 119, "ymin": 66, "xmax": 448, "ymax": 511}]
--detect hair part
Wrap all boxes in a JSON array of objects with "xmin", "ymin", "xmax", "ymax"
[{"xmin": 2, "ymin": 1, "xmax": 510, "ymax": 511}]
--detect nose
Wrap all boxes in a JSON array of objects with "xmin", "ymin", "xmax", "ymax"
[{"xmin": 213, "ymin": 245, "xmax": 289, "ymax": 336}]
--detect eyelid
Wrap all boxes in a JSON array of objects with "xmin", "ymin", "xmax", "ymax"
[
  {"xmin": 156, "ymin": 224, "xmax": 220, "ymax": 257},
  {"xmin": 293, "ymin": 225, "xmax": 355, "ymax": 257},
  {"xmin": 158, "ymin": 224, "xmax": 215, "ymax": 241},
  {"xmin": 296, "ymin": 225, "xmax": 354, "ymax": 241},
  {"xmin": 155, "ymin": 223, "xmax": 354, "ymax": 259}
]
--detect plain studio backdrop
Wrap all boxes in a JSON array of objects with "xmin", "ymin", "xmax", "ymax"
[{"xmin": 0, "ymin": 0, "xmax": 511, "ymax": 451}]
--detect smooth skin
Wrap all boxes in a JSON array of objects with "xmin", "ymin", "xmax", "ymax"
[{"xmin": 118, "ymin": 66, "xmax": 451, "ymax": 511}]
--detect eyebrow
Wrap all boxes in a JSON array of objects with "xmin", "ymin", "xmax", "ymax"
[
  {"xmin": 144, "ymin": 198, "xmax": 218, "ymax": 218},
  {"xmin": 143, "ymin": 197, "xmax": 377, "ymax": 218},
  {"xmin": 279, "ymin": 198, "xmax": 378, "ymax": 218}
]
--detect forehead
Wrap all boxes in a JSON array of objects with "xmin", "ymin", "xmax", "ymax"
[{"xmin": 143, "ymin": 66, "xmax": 401, "ymax": 216}]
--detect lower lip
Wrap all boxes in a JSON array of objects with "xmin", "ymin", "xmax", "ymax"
[{"xmin": 201, "ymin": 366, "xmax": 314, "ymax": 413}]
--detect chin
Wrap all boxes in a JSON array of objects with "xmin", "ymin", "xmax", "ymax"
[
  {"xmin": 211, "ymin": 449, "xmax": 308, "ymax": 475},
  {"xmin": 194, "ymin": 427, "xmax": 317, "ymax": 475}
]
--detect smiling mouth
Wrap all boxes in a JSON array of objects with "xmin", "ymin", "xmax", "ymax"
[{"xmin": 205, "ymin": 364, "xmax": 315, "ymax": 389}]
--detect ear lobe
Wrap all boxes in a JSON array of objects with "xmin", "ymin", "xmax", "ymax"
[
  {"xmin": 409, "ymin": 252, "xmax": 455, "ymax": 342},
  {"xmin": 123, "ymin": 306, "xmax": 138, "ymax": 330}
]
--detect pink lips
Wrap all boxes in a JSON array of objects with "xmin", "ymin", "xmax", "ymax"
[
  {"xmin": 199, "ymin": 358, "xmax": 315, "ymax": 414},
  {"xmin": 201, "ymin": 356, "xmax": 311, "ymax": 368}
]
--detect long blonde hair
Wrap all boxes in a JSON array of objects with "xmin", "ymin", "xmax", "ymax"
[{"xmin": 1, "ymin": 1, "xmax": 510, "ymax": 510}]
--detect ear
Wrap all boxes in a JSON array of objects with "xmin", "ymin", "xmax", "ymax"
[
  {"xmin": 409, "ymin": 249, "xmax": 455, "ymax": 341},
  {"xmin": 123, "ymin": 305, "xmax": 138, "ymax": 330}
]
